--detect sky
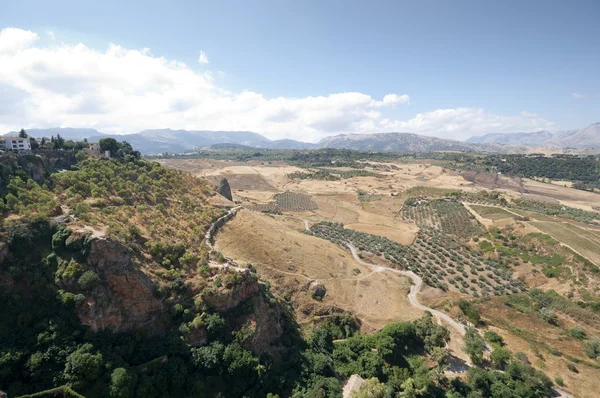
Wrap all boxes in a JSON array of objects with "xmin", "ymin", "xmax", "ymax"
[{"xmin": 0, "ymin": 0, "xmax": 598, "ymax": 142}]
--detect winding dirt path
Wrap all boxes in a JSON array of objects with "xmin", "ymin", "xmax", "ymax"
[{"xmin": 346, "ymin": 244, "xmax": 466, "ymax": 335}]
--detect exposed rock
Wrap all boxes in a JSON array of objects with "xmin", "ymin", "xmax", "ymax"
[
  {"xmin": 216, "ymin": 178, "xmax": 233, "ymax": 201},
  {"xmin": 308, "ymin": 281, "xmax": 327, "ymax": 300},
  {"xmin": 203, "ymin": 272, "xmax": 261, "ymax": 311},
  {"xmin": 240, "ymin": 296, "xmax": 287, "ymax": 358},
  {"xmin": 76, "ymin": 237, "xmax": 165, "ymax": 333}
]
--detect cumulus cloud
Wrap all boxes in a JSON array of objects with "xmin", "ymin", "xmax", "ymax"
[
  {"xmin": 379, "ymin": 108, "xmax": 556, "ymax": 140},
  {"xmin": 572, "ymin": 92, "xmax": 585, "ymax": 99},
  {"xmin": 0, "ymin": 27, "xmax": 38, "ymax": 53},
  {"xmin": 382, "ymin": 93, "xmax": 410, "ymax": 105},
  {"xmin": 0, "ymin": 27, "xmax": 556, "ymax": 142},
  {"xmin": 198, "ymin": 50, "xmax": 209, "ymax": 64}
]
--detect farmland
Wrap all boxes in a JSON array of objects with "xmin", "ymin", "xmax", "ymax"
[
  {"xmin": 161, "ymin": 154, "xmax": 600, "ymax": 398},
  {"xmin": 307, "ymin": 221, "xmax": 525, "ymax": 297},
  {"xmin": 469, "ymin": 205, "xmax": 517, "ymax": 220},
  {"xmin": 530, "ymin": 221, "xmax": 600, "ymax": 267},
  {"xmin": 401, "ymin": 199, "xmax": 484, "ymax": 239},
  {"xmin": 250, "ymin": 191, "xmax": 318, "ymax": 212}
]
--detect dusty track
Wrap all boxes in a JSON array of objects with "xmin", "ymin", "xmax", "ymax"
[{"xmin": 346, "ymin": 244, "xmax": 466, "ymax": 335}]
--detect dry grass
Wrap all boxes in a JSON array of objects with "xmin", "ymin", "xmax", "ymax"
[
  {"xmin": 531, "ymin": 221, "xmax": 600, "ymax": 266},
  {"xmin": 469, "ymin": 205, "xmax": 516, "ymax": 220},
  {"xmin": 214, "ymin": 210, "xmax": 422, "ymax": 330},
  {"xmin": 478, "ymin": 298, "xmax": 600, "ymax": 398}
]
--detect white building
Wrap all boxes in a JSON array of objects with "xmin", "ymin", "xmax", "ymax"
[{"xmin": 0, "ymin": 135, "xmax": 32, "ymax": 152}]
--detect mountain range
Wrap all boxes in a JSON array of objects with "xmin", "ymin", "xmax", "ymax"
[
  {"xmin": 467, "ymin": 122, "xmax": 600, "ymax": 148},
  {"xmin": 5, "ymin": 123, "xmax": 599, "ymax": 154}
]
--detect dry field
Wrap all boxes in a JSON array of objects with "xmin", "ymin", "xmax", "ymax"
[
  {"xmin": 530, "ymin": 221, "xmax": 600, "ymax": 266},
  {"xmin": 468, "ymin": 205, "xmax": 517, "ymax": 221},
  {"xmin": 214, "ymin": 210, "xmax": 423, "ymax": 331}
]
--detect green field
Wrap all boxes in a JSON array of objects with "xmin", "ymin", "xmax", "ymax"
[
  {"xmin": 531, "ymin": 221, "xmax": 600, "ymax": 266},
  {"xmin": 469, "ymin": 205, "xmax": 516, "ymax": 220}
]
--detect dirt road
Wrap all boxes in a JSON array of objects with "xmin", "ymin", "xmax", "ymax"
[{"xmin": 346, "ymin": 244, "xmax": 466, "ymax": 335}]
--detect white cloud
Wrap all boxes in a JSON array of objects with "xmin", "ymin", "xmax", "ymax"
[
  {"xmin": 382, "ymin": 93, "xmax": 410, "ymax": 105},
  {"xmin": 0, "ymin": 27, "xmax": 557, "ymax": 142},
  {"xmin": 0, "ymin": 27, "xmax": 38, "ymax": 53},
  {"xmin": 572, "ymin": 92, "xmax": 585, "ymax": 99},
  {"xmin": 46, "ymin": 30, "xmax": 55, "ymax": 40},
  {"xmin": 379, "ymin": 108, "xmax": 556, "ymax": 140},
  {"xmin": 198, "ymin": 50, "xmax": 209, "ymax": 64}
]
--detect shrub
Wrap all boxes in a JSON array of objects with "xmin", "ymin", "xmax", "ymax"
[
  {"xmin": 554, "ymin": 376, "xmax": 564, "ymax": 387},
  {"xmin": 78, "ymin": 270, "xmax": 100, "ymax": 290},
  {"xmin": 584, "ymin": 337, "xmax": 600, "ymax": 360},
  {"xmin": 567, "ymin": 363, "xmax": 578, "ymax": 373},
  {"xmin": 484, "ymin": 331, "xmax": 505, "ymax": 346},
  {"xmin": 490, "ymin": 347, "xmax": 512, "ymax": 370},
  {"xmin": 539, "ymin": 307, "xmax": 558, "ymax": 325},
  {"xmin": 568, "ymin": 326, "xmax": 586, "ymax": 340}
]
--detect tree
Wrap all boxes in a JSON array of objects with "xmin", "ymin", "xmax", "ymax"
[
  {"xmin": 63, "ymin": 343, "xmax": 103, "ymax": 388},
  {"xmin": 75, "ymin": 151, "xmax": 87, "ymax": 162},
  {"xmin": 78, "ymin": 270, "xmax": 100, "ymax": 290},
  {"xmin": 100, "ymin": 138, "xmax": 120, "ymax": 156},
  {"xmin": 463, "ymin": 327, "xmax": 485, "ymax": 365},
  {"xmin": 18, "ymin": 129, "xmax": 27, "ymax": 138},
  {"xmin": 490, "ymin": 347, "xmax": 511, "ymax": 370},
  {"xmin": 351, "ymin": 377, "xmax": 385, "ymax": 398},
  {"xmin": 110, "ymin": 367, "xmax": 136, "ymax": 398}
]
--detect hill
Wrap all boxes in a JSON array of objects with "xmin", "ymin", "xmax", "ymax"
[
  {"xmin": 315, "ymin": 132, "xmax": 523, "ymax": 153},
  {"xmin": 468, "ymin": 123, "xmax": 600, "ymax": 148}
]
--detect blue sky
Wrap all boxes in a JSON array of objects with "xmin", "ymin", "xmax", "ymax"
[{"xmin": 0, "ymin": 0, "xmax": 598, "ymax": 141}]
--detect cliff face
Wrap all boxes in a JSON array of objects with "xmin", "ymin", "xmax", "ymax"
[{"xmin": 77, "ymin": 236, "xmax": 165, "ymax": 333}]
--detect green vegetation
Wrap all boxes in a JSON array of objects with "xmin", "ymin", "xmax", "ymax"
[
  {"xmin": 357, "ymin": 190, "xmax": 381, "ymax": 202},
  {"xmin": 251, "ymin": 191, "xmax": 318, "ymax": 212},
  {"xmin": 401, "ymin": 199, "xmax": 484, "ymax": 239},
  {"xmin": 482, "ymin": 154, "xmax": 600, "ymax": 189},
  {"xmin": 469, "ymin": 205, "xmax": 517, "ymax": 220},
  {"xmin": 288, "ymin": 168, "xmax": 380, "ymax": 181},
  {"xmin": 308, "ymin": 221, "xmax": 525, "ymax": 296},
  {"xmin": 512, "ymin": 198, "xmax": 600, "ymax": 224}
]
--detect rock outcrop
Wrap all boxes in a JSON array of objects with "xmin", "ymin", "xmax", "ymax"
[
  {"xmin": 308, "ymin": 281, "xmax": 327, "ymax": 300},
  {"xmin": 216, "ymin": 178, "xmax": 233, "ymax": 201},
  {"xmin": 77, "ymin": 236, "xmax": 165, "ymax": 333}
]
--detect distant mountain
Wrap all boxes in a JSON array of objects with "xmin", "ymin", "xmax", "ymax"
[
  {"xmin": 7, "ymin": 123, "xmax": 597, "ymax": 154},
  {"xmin": 315, "ymin": 132, "xmax": 516, "ymax": 153},
  {"xmin": 467, "ymin": 131, "xmax": 555, "ymax": 146},
  {"xmin": 468, "ymin": 123, "xmax": 600, "ymax": 148},
  {"xmin": 267, "ymin": 139, "xmax": 316, "ymax": 150},
  {"xmin": 6, "ymin": 127, "xmax": 106, "ymax": 141}
]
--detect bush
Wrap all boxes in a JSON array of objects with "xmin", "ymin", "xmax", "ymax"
[
  {"xmin": 567, "ymin": 363, "xmax": 578, "ymax": 373},
  {"xmin": 584, "ymin": 337, "xmax": 600, "ymax": 360},
  {"xmin": 568, "ymin": 326, "xmax": 586, "ymax": 340},
  {"xmin": 490, "ymin": 347, "xmax": 512, "ymax": 370},
  {"xmin": 484, "ymin": 331, "xmax": 505, "ymax": 346},
  {"xmin": 539, "ymin": 307, "xmax": 558, "ymax": 325},
  {"xmin": 554, "ymin": 376, "xmax": 564, "ymax": 387},
  {"xmin": 78, "ymin": 270, "xmax": 100, "ymax": 290}
]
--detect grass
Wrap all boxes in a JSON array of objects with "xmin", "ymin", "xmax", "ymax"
[
  {"xmin": 470, "ymin": 205, "xmax": 516, "ymax": 220},
  {"xmin": 531, "ymin": 222, "xmax": 600, "ymax": 267}
]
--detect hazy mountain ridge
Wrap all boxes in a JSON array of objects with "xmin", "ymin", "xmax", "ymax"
[
  {"xmin": 314, "ymin": 132, "xmax": 522, "ymax": 153},
  {"xmin": 467, "ymin": 123, "xmax": 600, "ymax": 148},
  {"xmin": 6, "ymin": 124, "xmax": 598, "ymax": 154}
]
